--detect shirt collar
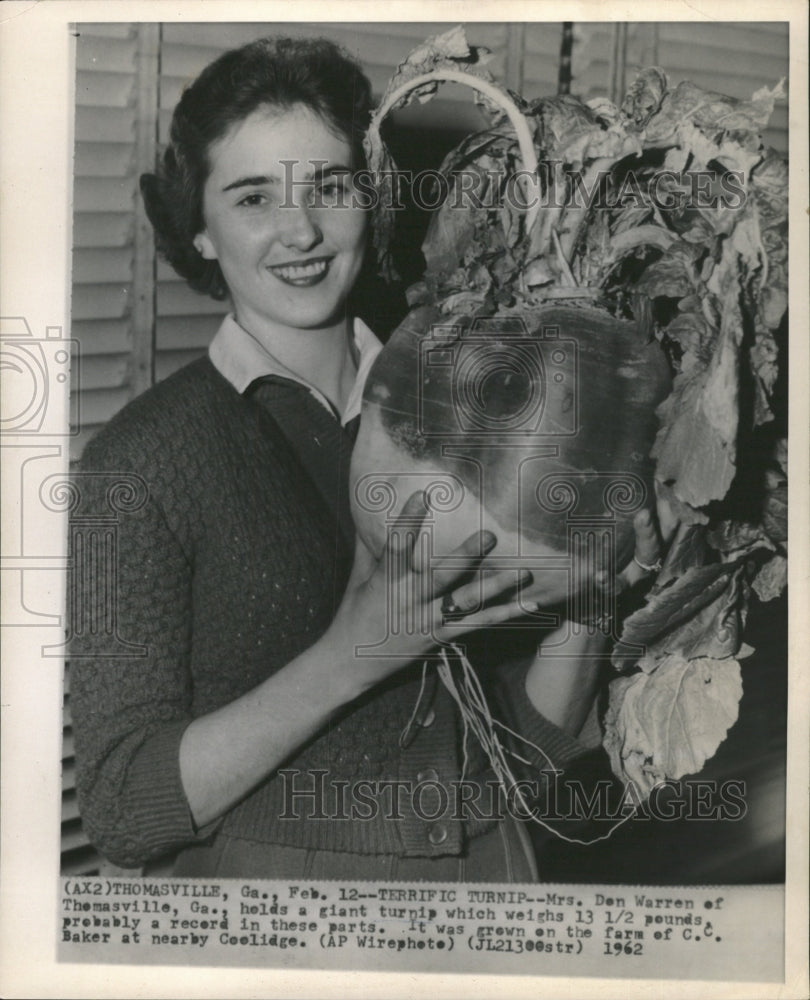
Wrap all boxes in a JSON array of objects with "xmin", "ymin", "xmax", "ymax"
[{"xmin": 208, "ymin": 313, "xmax": 382, "ymax": 426}]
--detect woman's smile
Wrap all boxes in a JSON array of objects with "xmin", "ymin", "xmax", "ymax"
[{"xmin": 268, "ymin": 255, "xmax": 333, "ymax": 286}]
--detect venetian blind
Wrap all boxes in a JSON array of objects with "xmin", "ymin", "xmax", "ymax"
[{"xmin": 64, "ymin": 23, "xmax": 139, "ymax": 876}]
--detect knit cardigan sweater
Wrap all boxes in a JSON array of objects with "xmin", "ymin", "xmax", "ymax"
[{"xmin": 69, "ymin": 357, "xmax": 588, "ymax": 870}]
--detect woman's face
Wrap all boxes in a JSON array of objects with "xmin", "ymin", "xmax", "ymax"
[{"xmin": 196, "ymin": 103, "xmax": 367, "ymax": 333}]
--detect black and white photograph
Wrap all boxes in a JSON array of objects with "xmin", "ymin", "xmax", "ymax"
[{"xmin": 0, "ymin": 3, "xmax": 807, "ymax": 998}]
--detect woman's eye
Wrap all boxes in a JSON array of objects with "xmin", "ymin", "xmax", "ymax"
[
  {"xmin": 311, "ymin": 176, "xmax": 351, "ymax": 207},
  {"xmin": 237, "ymin": 192, "xmax": 269, "ymax": 208}
]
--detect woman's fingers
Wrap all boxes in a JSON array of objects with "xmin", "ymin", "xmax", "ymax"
[
  {"xmin": 615, "ymin": 508, "xmax": 663, "ymax": 591},
  {"xmin": 440, "ymin": 567, "xmax": 533, "ymax": 619},
  {"xmin": 653, "ymin": 482, "xmax": 680, "ymax": 545},
  {"xmin": 436, "ymin": 595, "xmax": 538, "ymax": 638},
  {"xmin": 381, "ymin": 490, "xmax": 430, "ymax": 573},
  {"xmin": 428, "ymin": 529, "xmax": 498, "ymax": 595}
]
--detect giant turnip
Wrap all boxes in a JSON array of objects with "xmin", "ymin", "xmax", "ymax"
[
  {"xmin": 352, "ymin": 302, "xmax": 671, "ymax": 613},
  {"xmin": 350, "ymin": 28, "xmax": 788, "ymax": 798},
  {"xmin": 351, "ymin": 36, "xmax": 671, "ymax": 621}
]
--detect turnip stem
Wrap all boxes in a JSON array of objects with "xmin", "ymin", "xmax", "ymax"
[
  {"xmin": 372, "ymin": 69, "xmax": 541, "ymax": 234},
  {"xmin": 553, "ymin": 228, "xmax": 578, "ymax": 287},
  {"xmin": 558, "ymin": 156, "xmax": 618, "ymax": 263}
]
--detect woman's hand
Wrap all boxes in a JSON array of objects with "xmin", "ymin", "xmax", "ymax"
[
  {"xmin": 607, "ymin": 490, "xmax": 679, "ymax": 594},
  {"xmin": 525, "ymin": 494, "xmax": 680, "ymax": 737},
  {"xmin": 180, "ymin": 490, "xmax": 531, "ymax": 829},
  {"xmin": 324, "ymin": 490, "xmax": 535, "ymax": 695}
]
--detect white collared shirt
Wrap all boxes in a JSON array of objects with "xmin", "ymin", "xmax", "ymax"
[{"xmin": 208, "ymin": 313, "xmax": 383, "ymax": 427}]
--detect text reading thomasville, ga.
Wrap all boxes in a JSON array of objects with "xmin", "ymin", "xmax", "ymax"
[{"xmin": 58, "ymin": 878, "xmax": 783, "ymax": 981}]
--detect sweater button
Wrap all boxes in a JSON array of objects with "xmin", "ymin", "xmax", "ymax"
[
  {"xmin": 428, "ymin": 823, "xmax": 448, "ymax": 846},
  {"xmin": 417, "ymin": 768, "xmax": 438, "ymax": 783},
  {"xmin": 420, "ymin": 707, "xmax": 436, "ymax": 728}
]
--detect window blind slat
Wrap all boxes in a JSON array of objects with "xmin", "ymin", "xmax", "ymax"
[
  {"xmin": 157, "ymin": 313, "xmax": 225, "ymax": 350},
  {"xmin": 77, "ymin": 355, "xmax": 131, "ymax": 392},
  {"xmin": 73, "ymin": 247, "xmax": 132, "ymax": 284},
  {"xmin": 70, "ymin": 319, "xmax": 130, "ymax": 356},
  {"xmin": 74, "ymin": 176, "xmax": 137, "ymax": 215},
  {"xmin": 76, "ymin": 33, "xmax": 136, "ymax": 73},
  {"xmin": 74, "ymin": 143, "xmax": 134, "ymax": 179},
  {"xmin": 75, "ymin": 387, "xmax": 132, "ymax": 426},
  {"xmin": 75, "ymin": 70, "xmax": 135, "ymax": 109},
  {"xmin": 72, "ymin": 284, "xmax": 130, "ymax": 321},
  {"xmin": 73, "ymin": 212, "xmax": 132, "ymax": 249},
  {"xmin": 75, "ymin": 106, "xmax": 136, "ymax": 144}
]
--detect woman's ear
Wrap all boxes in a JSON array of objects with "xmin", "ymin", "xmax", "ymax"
[{"xmin": 194, "ymin": 232, "xmax": 217, "ymax": 260}]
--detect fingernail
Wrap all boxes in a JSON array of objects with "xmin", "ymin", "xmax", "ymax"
[{"xmin": 481, "ymin": 531, "xmax": 497, "ymax": 552}]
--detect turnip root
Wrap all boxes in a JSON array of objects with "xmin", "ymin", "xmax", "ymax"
[
  {"xmin": 352, "ymin": 302, "xmax": 670, "ymax": 611},
  {"xmin": 352, "ymin": 27, "xmax": 788, "ymax": 798}
]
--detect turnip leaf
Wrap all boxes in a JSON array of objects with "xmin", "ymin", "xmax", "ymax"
[{"xmin": 603, "ymin": 655, "xmax": 743, "ymax": 796}]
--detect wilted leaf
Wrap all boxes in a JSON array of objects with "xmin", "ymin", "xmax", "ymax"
[
  {"xmin": 621, "ymin": 68, "xmax": 668, "ymax": 129},
  {"xmin": 677, "ymin": 119, "xmax": 761, "ymax": 175},
  {"xmin": 750, "ymin": 79, "xmax": 788, "ymax": 123},
  {"xmin": 635, "ymin": 241, "xmax": 699, "ymax": 299},
  {"xmin": 749, "ymin": 328, "xmax": 779, "ymax": 425},
  {"xmin": 612, "ymin": 563, "xmax": 743, "ymax": 667},
  {"xmin": 656, "ymin": 521, "xmax": 709, "ymax": 580},
  {"xmin": 752, "ymin": 553, "xmax": 787, "ymax": 602},
  {"xmin": 652, "ymin": 570, "xmax": 746, "ymax": 661},
  {"xmin": 523, "ymin": 256, "xmax": 556, "ymax": 287},
  {"xmin": 707, "ymin": 518, "xmax": 775, "ymax": 559},
  {"xmin": 652, "ymin": 277, "xmax": 742, "ymax": 508},
  {"xmin": 603, "ymin": 655, "xmax": 743, "ymax": 796},
  {"xmin": 662, "ymin": 310, "xmax": 713, "ymax": 369},
  {"xmin": 534, "ymin": 95, "xmax": 602, "ymax": 166},
  {"xmin": 422, "ymin": 176, "xmax": 483, "ymax": 277},
  {"xmin": 644, "ymin": 79, "xmax": 783, "ymax": 147},
  {"xmin": 387, "ymin": 25, "xmax": 489, "ymax": 101},
  {"xmin": 762, "ymin": 466, "xmax": 788, "ymax": 543}
]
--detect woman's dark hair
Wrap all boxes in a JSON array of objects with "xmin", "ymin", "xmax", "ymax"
[{"xmin": 140, "ymin": 36, "xmax": 373, "ymax": 300}]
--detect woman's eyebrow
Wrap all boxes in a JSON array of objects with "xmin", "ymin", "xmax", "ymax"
[
  {"xmin": 313, "ymin": 163, "xmax": 353, "ymax": 178},
  {"xmin": 222, "ymin": 174, "xmax": 280, "ymax": 193},
  {"xmin": 222, "ymin": 163, "xmax": 354, "ymax": 193}
]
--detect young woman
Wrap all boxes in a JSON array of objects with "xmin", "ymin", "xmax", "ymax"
[{"xmin": 70, "ymin": 36, "xmax": 664, "ymax": 881}]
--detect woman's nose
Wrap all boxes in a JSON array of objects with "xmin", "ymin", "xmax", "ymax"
[{"xmin": 277, "ymin": 203, "xmax": 323, "ymax": 251}]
